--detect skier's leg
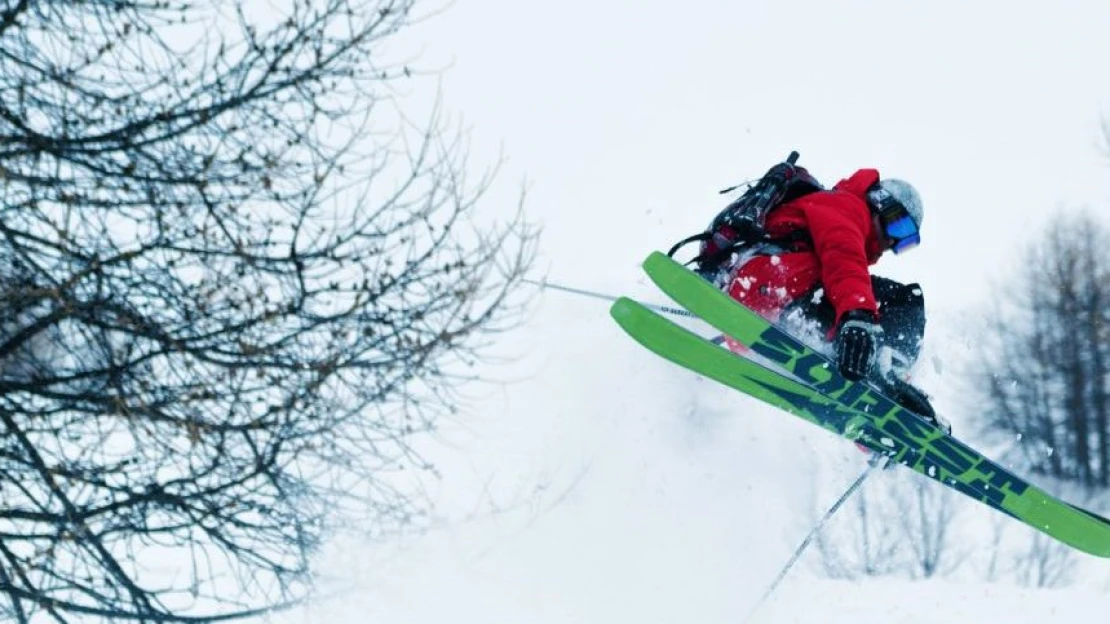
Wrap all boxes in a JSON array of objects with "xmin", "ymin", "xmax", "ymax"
[
  {"xmin": 777, "ymin": 285, "xmax": 837, "ymax": 346},
  {"xmin": 779, "ymin": 276, "xmax": 926, "ymax": 355},
  {"xmin": 870, "ymin": 275, "xmax": 925, "ymax": 372},
  {"xmin": 724, "ymin": 256, "xmax": 820, "ymax": 354},
  {"xmin": 868, "ymin": 276, "xmax": 949, "ymax": 433},
  {"xmin": 789, "ymin": 276, "xmax": 948, "ymax": 433}
]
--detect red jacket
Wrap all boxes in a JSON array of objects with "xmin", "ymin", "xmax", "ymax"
[{"xmin": 726, "ymin": 169, "xmax": 884, "ymax": 328}]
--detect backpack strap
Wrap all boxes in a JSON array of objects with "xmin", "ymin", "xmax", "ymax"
[
  {"xmin": 666, "ymin": 232, "xmax": 712, "ymax": 259},
  {"xmin": 668, "ymin": 226, "xmax": 813, "ymax": 276},
  {"xmin": 709, "ymin": 229, "xmax": 813, "ymax": 265}
]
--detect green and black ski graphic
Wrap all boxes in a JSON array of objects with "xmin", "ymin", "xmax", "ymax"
[{"xmin": 609, "ymin": 251, "xmax": 1110, "ymax": 558}]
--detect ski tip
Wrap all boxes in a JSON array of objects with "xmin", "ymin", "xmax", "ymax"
[
  {"xmin": 609, "ymin": 296, "xmax": 637, "ymax": 322},
  {"xmin": 644, "ymin": 250, "xmax": 670, "ymax": 268}
]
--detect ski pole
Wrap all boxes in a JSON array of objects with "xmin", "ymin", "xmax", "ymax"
[
  {"xmin": 523, "ymin": 278, "xmax": 700, "ymax": 319},
  {"xmin": 744, "ymin": 461, "xmax": 879, "ymax": 623},
  {"xmin": 524, "ymin": 277, "xmax": 728, "ymax": 345}
]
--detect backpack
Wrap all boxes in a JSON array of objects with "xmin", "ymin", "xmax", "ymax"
[{"xmin": 668, "ymin": 151, "xmax": 824, "ymax": 280}]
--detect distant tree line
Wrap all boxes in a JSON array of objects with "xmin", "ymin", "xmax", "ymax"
[
  {"xmin": 816, "ymin": 203, "xmax": 1110, "ymax": 587},
  {"xmin": 969, "ymin": 211, "xmax": 1110, "ymax": 487}
]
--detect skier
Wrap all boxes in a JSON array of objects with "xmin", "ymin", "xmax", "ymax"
[{"xmin": 690, "ymin": 164, "xmax": 947, "ymax": 432}]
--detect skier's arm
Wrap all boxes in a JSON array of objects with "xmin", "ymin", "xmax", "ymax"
[{"xmin": 801, "ymin": 196, "xmax": 877, "ymax": 325}]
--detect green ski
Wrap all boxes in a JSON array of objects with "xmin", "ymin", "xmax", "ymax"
[{"xmin": 609, "ymin": 251, "xmax": 1110, "ymax": 558}]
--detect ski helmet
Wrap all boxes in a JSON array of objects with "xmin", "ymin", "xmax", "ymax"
[{"xmin": 867, "ymin": 178, "xmax": 923, "ymax": 254}]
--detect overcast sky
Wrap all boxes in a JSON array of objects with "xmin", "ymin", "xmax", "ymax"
[
  {"xmin": 282, "ymin": 1, "xmax": 1110, "ymax": 622},
  {"xmin": 404, "ymin": 0, "xmax": 1110, "ymax": 311}
]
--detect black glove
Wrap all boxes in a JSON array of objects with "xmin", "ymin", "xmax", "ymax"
[{"xmin": 835, "ymin": 310, "xmax": 883, "ymax": 381}]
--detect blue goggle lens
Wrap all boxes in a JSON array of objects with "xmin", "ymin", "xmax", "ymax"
[
  {"xmin": 883, "ymin": 214, "xmax": 918, "ymax": 240},
  {"xmin": 891, "ymin": 231, "xmax": 921, "ymax": 254},
  {"xmin": 880, "ymin": 211, "xmax": 920, "ymax": 254}
]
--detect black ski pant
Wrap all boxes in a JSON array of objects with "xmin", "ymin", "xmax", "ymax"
[{"xmin": 783, "ymin": 275, "xmax": 926, "ymax": 366}]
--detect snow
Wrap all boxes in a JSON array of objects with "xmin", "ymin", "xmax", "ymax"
[
  {"xmin": 277, "ymin": 295, "xmax": 1110, "ymax": 624},
  {"xmin": 756, "ymin": 579, "xmax": 1110, "ymax": 623},
  {"xmin": 270, "ymin": 0, "xmax": 1110, "ymax": 620},
  {"xmin": 301, "ymin": 571, "xmax": 1110, "ymax": 624}
]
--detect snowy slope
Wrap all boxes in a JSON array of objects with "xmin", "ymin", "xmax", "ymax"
[
  {"xmin": 753, "ymin": 579, "xmax": 1110, "ymax": 623},
  {"xmin": 273, "ymin": 0, "xmax": 1110, "ymax": 614},
  {"xmin": 275, "ymin": 286, "xmax": 1110, "ymax": 623}
]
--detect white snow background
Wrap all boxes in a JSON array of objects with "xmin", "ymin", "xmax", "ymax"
[{"xmin": 274, "ymin": 1, "xmax": 1110, "ymax": 622}]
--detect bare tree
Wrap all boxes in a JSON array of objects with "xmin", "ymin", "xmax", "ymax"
[
  {"xmin": 972, "ymin": 504, "xmax": 1077, "ymax": 588},
  {"xmin": 893, "ymin": 475, "xmax": 963, "ymax": 579},
  {"xmin": 981, "ymin": 514, "xmax": 1010, "ymax": 583},
  {"xmin": 966, "ymin": 211, "xmax": 1110, "ymax": 487},
  {"xmin": 813, "ymin": 473, "xmax": 903, "ymax": 579},
  {"xmin": 0, "ymin": 1, "xmax": 536, "ymax": 622},
  {"xmin": 1013, "ymin": 532, "xmax": 1076, "ymax": 589},
  {"xmin": 813, "ymin": 471, "xmax": 966, "ymax": 581}
]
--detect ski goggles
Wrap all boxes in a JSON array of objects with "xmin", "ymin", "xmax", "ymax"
[{"xmin": 875, "ymin": 196, "xmax": 921, "ymax": 254}]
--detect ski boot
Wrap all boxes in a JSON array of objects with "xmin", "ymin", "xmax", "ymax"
[{"xmin": 871, "ymin": 347, "xmax": 952, "ymax": 435}]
